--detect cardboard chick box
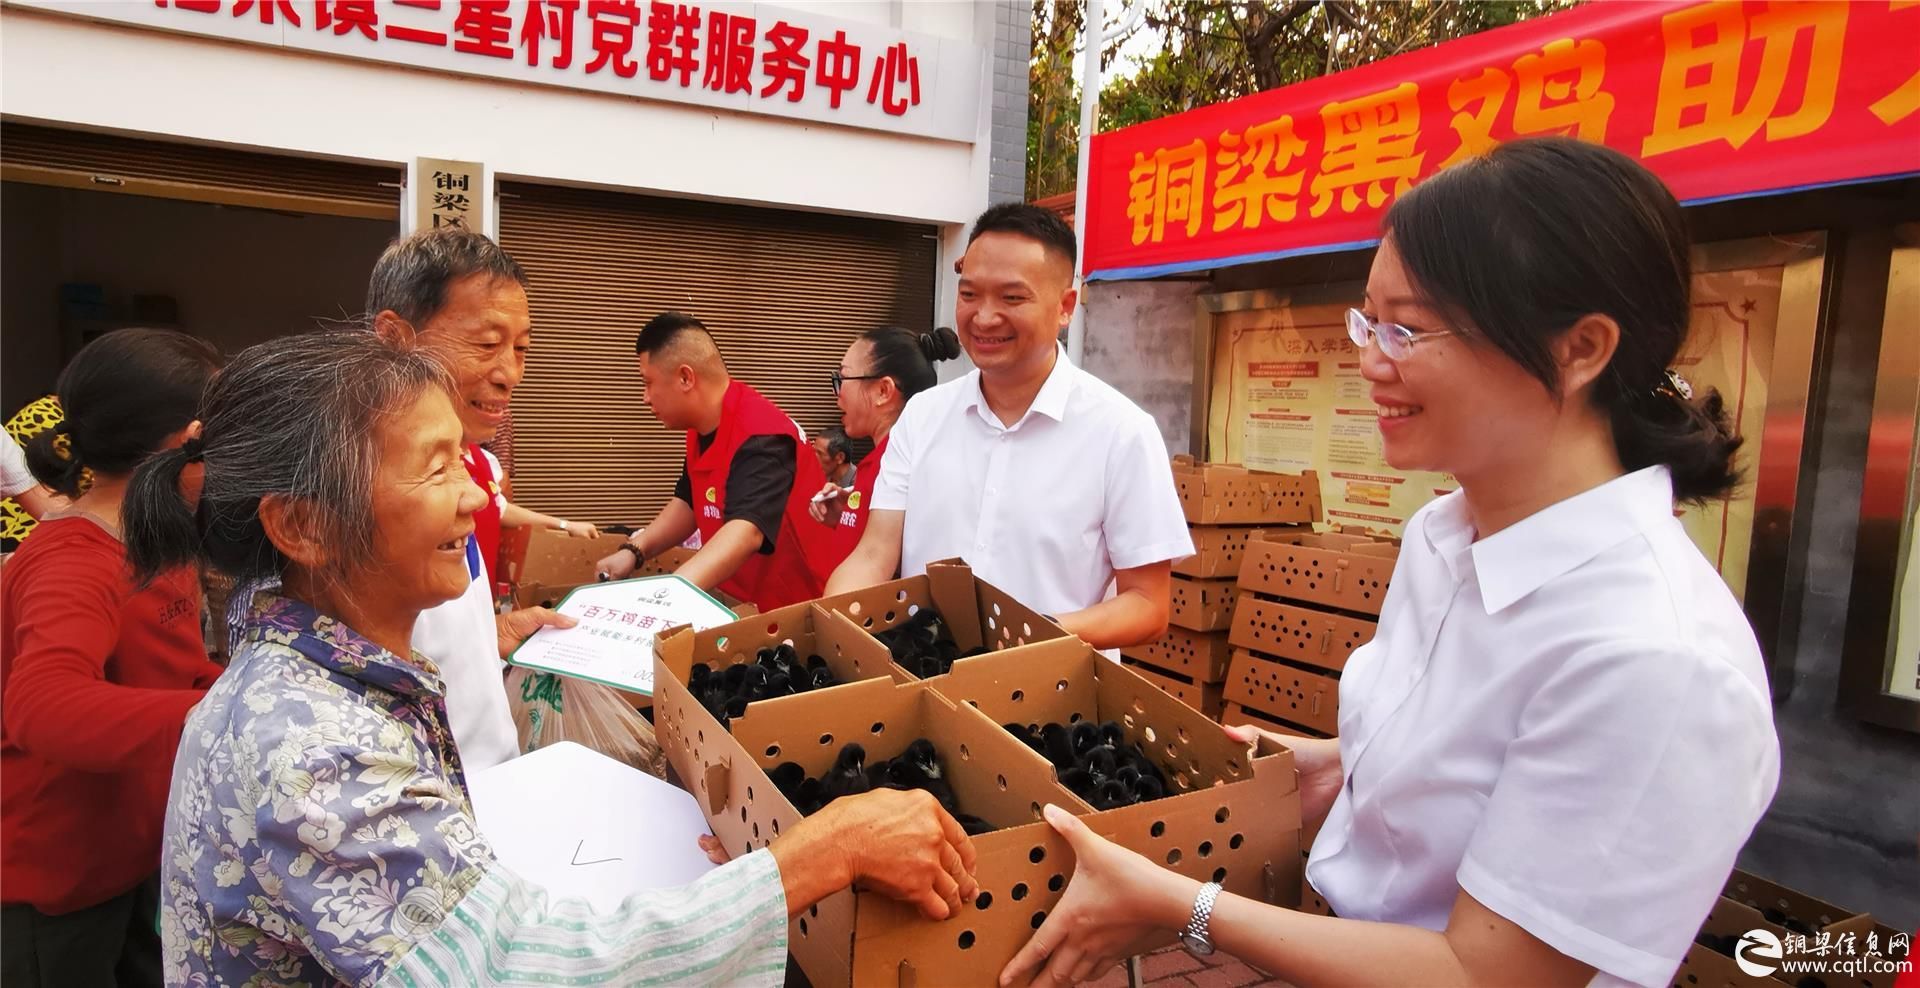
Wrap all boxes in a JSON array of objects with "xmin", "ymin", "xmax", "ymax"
[
  {"xmin": 1167, "ymin": 575, "xmax": 1238, "ymax": 632},
  {"xmin": 1237, "ymin": 532, "xmax": 1399, "ymax": 617},
  {"xmin": 934, "ymin": 644, "xmax": 1302, "ymax": 918},
  {"xmin": 1171, "ymin": 456, "xmax": 1322, "ymax": 526},
  {"xmin": 1229, "ymin": 595, "xmax": 1377, "ymax": 675},
  {"xmin": 653, "ymin": 650, "xmax": 1093, "ymax": 988},
  {"xmin": 812, "ymin": 559, "xmax": 1077, "ymax": 682}
]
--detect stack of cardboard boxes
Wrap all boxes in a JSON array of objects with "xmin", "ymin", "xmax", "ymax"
[
  {"xmin": 1219, "ymin": 531, "xmax": 1398, "ymax": 739},
  {"xmin": 653, "ymin": 559, "xmax": 1307, "ymax": 987},
  {"xmin": 1122, "ymin": 457, "xmax": 1322, "ymax": 719}
]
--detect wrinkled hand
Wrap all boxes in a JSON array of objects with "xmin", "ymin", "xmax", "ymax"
[
  {"xmin": 822, "ymin": 787, "xmax": 979, "ymax": 921},
  {"xmin": 1225, "ymin": 724, "xmax": 1343, "ymax": 828},
  {"xmin": 595, "ymin": 547, "xmax": 639, "ymax": 582},
  {"xmin": 807, "ymin": 483, "xmax": 849, "ymax": 525},
  {"xmin": 563, "ymin": 520, "xmax": 602, "ymax": 539},
  {"xmin": 1000, "ymin": 805, "xmax": 1185, "ymax": 987},
  {"xmin": 496, "ymin": 606, "xmax": 576, "ymax": 660},
  {"xmin": 697, "ymin": 833, "xmax": 732, "ymax": 866}
]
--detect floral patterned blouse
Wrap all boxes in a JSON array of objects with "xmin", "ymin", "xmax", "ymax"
[{"xmin": 161, "ymin": 593, "xmax": 788, "ymax": 987}]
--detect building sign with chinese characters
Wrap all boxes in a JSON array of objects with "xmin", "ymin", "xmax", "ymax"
[
  {"xmin": 10, "ymin": 0, "xmax": 981, "ymax": 143},
  {"xmin": 1084, "ymin": 0, "xmax": 1920, "ymax": 279},
  {"xmin": 414, "ymin": 156, "xmax": 484, "ymax": 232}
]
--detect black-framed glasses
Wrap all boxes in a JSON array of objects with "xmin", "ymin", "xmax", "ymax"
[{"xmin": 830, "ymin": 371, "xmax": 884, "ymax": 395}]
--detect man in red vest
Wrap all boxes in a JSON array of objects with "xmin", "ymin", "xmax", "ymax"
[{"xmin": 595, "ymin": 313, "xmax": 834, "ymax": 609}]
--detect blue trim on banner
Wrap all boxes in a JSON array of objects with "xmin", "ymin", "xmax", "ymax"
[{"xmin": 1081, "ymin": 171, "xmax": 1920, "ymax": 284}]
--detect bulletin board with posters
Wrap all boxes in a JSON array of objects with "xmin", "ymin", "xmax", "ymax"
[{"xmin": 1195, "ymin": 231, "xmax": 1826, "ymax": 673}]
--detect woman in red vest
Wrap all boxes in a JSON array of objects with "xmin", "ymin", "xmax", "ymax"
[
  {"xmin": 809, "ymin": 327, "xmax": 961, "ymax": 561},
  {"xmin": 597, "ymin": 313, "xmax": 832, "ymax": 610}
]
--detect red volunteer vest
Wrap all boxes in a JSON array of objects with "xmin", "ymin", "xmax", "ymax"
[
  {"xmin": 688, "ymin": 382, "xmax": 832, "ymax": 610},
  {"xmin": 463, "ymin": 445, "xmax": 504, "ymax": 590},
  {"xmin": 830, "ymin": 435, "xmax": 887, "ymax": 561}
]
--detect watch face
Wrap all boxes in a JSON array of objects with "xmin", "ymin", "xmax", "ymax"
[{"xmin": 1179, "ymin": 932, "xmax": 1215, "ymax": 957}]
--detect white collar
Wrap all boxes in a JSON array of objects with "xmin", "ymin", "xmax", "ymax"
[
  {"xmin": 1423, "ymin": 466, "xmax": 1678, "ymax": 615},
  {"xmin": 963, "ymin": 344, "xmax": 1077, "ymax": 428}
]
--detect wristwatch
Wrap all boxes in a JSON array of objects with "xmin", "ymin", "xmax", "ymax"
[{"xmin": 1178, "ymin": 881, "xmax": 1222, "ymax": 958}]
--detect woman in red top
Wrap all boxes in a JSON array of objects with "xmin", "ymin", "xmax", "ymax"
[
  {"xmin": 810, "ymin": 327, "xmax": 961, "ymax": 558},
  {"xmin": 1, "ymin": 328, "xmax": 225, "ymax": 987}
]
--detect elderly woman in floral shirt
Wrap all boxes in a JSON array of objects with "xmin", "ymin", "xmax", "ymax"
[{"xmin": 123, "ymin": 332, "xmax": 978, "ymax": 987}]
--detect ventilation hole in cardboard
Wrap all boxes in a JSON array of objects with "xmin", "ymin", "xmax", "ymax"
[
  {"xmin": 1187, "ymin": 758, "xmax": 1201, "ymax": 774},
  {"xmin": 1212, "ymin": 867, "xmax": 1227, "ymax": 883},
  {"xmin": 897, "ymin": 589, "xmax": 910, "ymax": 602},
  {"xmin": 993, "ymin": 602, "xmax": 1003, "ymax": 617},
  {"xmin": 1166, "ymin": 743, "xmax": 1180, "ymax": 759},
  {"xmin": 743, "ymin": 841, "xmax": 752, "ymax": 855},
  {"xmin": 767, "ymin": 620, "xmax": 781, "ymax": 634},
  {"xmin": 1030, "ymin": 911, "xmax": 1047, "ymax": 930},
  {"xmin": 741, "ymin": 806, "xmax": 747, "ymax": 822},
  {"xmin": 819, "ymin": 733, "xmax": 833, "ymax": 746},
  {"xmin": 747, "ymin": 786, "xmax": 754, "ymax": 801},
  {"xmin": 1215, "ymin": 807, "xmax": 1230, "ymax": 824},
  {"xmin": 1123, "ymin": 714, "xmax": 1136, "ymax": 729},
  {"xmin": 1166, "ymin": 848, "xmax": 1182, "ymax": 865},
  {"xmin": 871, "ymin": 721, "xmax": 884, "ymax": 734},
  {"xmin": 1150, "ymin": 821, "xmax": 1166, "ymax": 838},
  {"xmin": 907, "ymin": 603, "xmax": 920, "ymax": 616},
  {"xmin": 1230, "ymin": 833, "xmax": 1244, "ymax": 850},
  {"xmin": 1023, "ymin": 622, "xmax": 1033, "ymax": 637},
  {"xmin": 1030, "ymin": 802, "xmax": 1042, "ymax": 819},
  {"xmin": 698, "ymin": 778, "xmax": 706, "ymax": 792},
  {"xmin": 753, "ymin": 821, "xmax": 760, "ymax": 839},
  {"xmin": 1226, "ymin": 758, "xmax": 1243, "ymax": 776},
  {"xmin": 847, "ymin": 601, "xmax": 863, "ymax": 616},
  {"xmin": 1068, "ymin": 712, "xmax": 1083, "ymax": 723},
  {"xmin": 960, "ymin": 744, "xmax": 972, "ymax": 760},
  {"xmin": 1144, "ymin": 726, "xmax": 1157, "ymax": 743},
  {"xmin": 1011, "ymin": 689, "xmax": 1025, "ymax": 702},
  {"xmin": 1198, "ymin": 840, "xmax": 1213, "ymax": 857},
  {"xmin": 766, "ymin": 744, "xmax": 781, "ymax": 758},
  {"xmin": 1011, "ymin": 883, "xmax": 1029, "ymax": 901},
  {"xmin": 968, "ymin": 700, "xmax": 980, "ymax": 708},
  {"xmin": 698, "ymin": 730, "xmax": 705, "ymax": 744},
  {"xmin": 862, "ymin": 617, "xmax": 875, "ymax": 629},
  {"xmin": 976, "ymin": 891, "xmax": 993, "ymax": 910},
  {"xmin": 1029, "ymin": 846, "xmax": 1046, "ymax": 864},
  {"xmin": 810, "ymin": 904, "xmax": 819, "ymax": 918},
  {"xmin": 798, "ymin": 917, "xmax": 808, "ymax": 937},
  {"xmin": 988, "ymin": 616, "xmax": 998, "ymax": 631},
  {"xmin": 1131, "ymin": 699, "xmax": 1147, "ymax": 714},
  {"xmin": 715, "ymin": 636, "xmax": 729, "ymax": 650},
  {"xmin": 1685, "ymin": 976, "xmax": 1697, "ymax": 986},
  {"xmin": 885, "ymin": 611, "xmax": 896, "ymax": 624},
  {"xmin": 1056, "ymin": 680, "xmax": 1069, "ymax": 692},
  {"xmin": 957, "ymin": 930, "xmax": 976, "ymax": 950},
  {"xmin": 997, "ymin": 774, "xmax": 1008, "ymax": 791},
  {"xmin": 1048, "ymin": 874, "xmax": 1064, "ymax": 893},
  {"xmin": 1176, "ymin": 772, "xmax": 1192, "ymax": 790},
  {"xmin": 771, "ymin": 819, "xmax": 780, "ymax": 835}
]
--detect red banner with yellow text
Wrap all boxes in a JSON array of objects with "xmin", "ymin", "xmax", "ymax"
[{"xmin": 1083, "ymin": 0, "xmax": 1920, "ymax": 280}]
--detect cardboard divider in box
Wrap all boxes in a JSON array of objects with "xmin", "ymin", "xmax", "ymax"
[
  {"xmin": 812, "ymin": 559, "xmax": 1076, "ymax": 680},
  {"xmin": 658, "ymin": 666, "xmax": 1094, "ymax": 988},
  {"xmin": 1119, "ymin": 657, "xmax": 1225, "ymax": 719},
  {"xmin": 1680, "ymin": 888, "xmax": 1881, "ymax": 988},
  {"xmin": 1168, "ymin": 575, "xmax": 1237, "ymax": 632},
  {"xmin": 1223, "ymin": 649, "xmax": 1341, "ymax": 736},
  {"xmin": 1119, "ymin": 626, "xmax": 1234, "ymax": 683},
  {"xmin": 1721, "ymin": 869, "xmax": 1875, "ymax": 942},
  {"xmin": 653, "ymin": 601, "xmax": 903, "ymax": 751},
  {"xmin": 934, "ymin": 644, "xmax": 1302, "ymax": 927},
  {"xmin": 1175, "ymin": 525, "xmax": 1280, "ymax": 580},
  {"xmin": 1229, "ymin": 594, "xmax": 1377, "ymax": 674},
  {"xmin": 1237, "ymin": 532, "xmax": 1398, "ymax": 616},
  {"xmin": 1172, "ymin": 456, "xmax": 1322, "ymax": 525}
]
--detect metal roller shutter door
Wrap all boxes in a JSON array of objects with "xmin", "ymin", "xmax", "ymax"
[{"xmin": 499, "ymin": 181, "xmax": 937, "ymax": 524}]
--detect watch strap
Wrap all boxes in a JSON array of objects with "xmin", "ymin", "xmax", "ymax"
[{"xmin": 1184, "ymin": 881, "xmax": 1222, "ymax": 950}]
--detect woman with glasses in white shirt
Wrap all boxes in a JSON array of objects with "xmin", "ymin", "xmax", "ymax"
[{"xmin": 999, "ymin": 136, "xmax": 1781, "ymax": 988}]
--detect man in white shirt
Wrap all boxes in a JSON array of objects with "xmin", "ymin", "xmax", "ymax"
[{"xmin": 826, "ymin": 203, "xmax": 1192, "ymax": 650}]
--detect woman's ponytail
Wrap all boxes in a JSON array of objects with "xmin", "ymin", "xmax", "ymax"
[
  {"xmin": 23, "ymin": 421, "xmax": 87, "ymax": 498},
  {"xmin": 917, "ymin": 327, "xmax": 962, "ymax": 364},
  {"xmin": 123, "ymin": 442, "xmax": 206, "ymax": 586},
  {"xmin": 1610, "ymin": 382, "xmax": 1743, "ymax": 505}
]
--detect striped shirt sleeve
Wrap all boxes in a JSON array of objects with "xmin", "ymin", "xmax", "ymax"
[{"xmin": 381, "ymin": 851, "xmax": 790, "ymax": 988}]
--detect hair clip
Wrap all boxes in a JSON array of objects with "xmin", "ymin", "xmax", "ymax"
[
  {"xmin": 51, "ymin": 432, "xmax": 73, "ymax": 461},
  {"xmin": 1654, "ymin": 368, "xmax": 1693, "ymax": 401}
]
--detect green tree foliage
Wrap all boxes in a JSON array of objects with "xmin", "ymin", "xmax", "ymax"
[{"xmin": 1029, "ymin": 0, "xmax": 1578, "ymax": 200}]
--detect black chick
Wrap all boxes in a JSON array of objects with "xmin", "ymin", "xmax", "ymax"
[
  {"xmin": 769, "ymin": 762, "xmax": 806, "ymax": 802},
  {"xmin": 822, "ymin": 743, "xmax": 872, "ymax": 801},
  {"xmin": 1040, "ymin": 723, "xmax": 1077, "ymax": 770}
]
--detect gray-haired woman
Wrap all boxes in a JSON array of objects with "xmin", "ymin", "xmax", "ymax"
[{"xmin": 123, "ymin": 332, "xmax": 978, "ymax": 987}]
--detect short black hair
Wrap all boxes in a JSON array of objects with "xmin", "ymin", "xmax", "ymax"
[
  {"xmin": 366, "ymin": 227, "xmax": 528, "ymax": 326},
  {"xmin": 966, "ymin": 202, "xmax": 1077, "ymax": 272},
  {"xmin": 635, "ymin": 311, "xmax": 710, "ymax": 356}
]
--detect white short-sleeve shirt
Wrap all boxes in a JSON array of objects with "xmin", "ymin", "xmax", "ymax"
[
  {"xmin": 1, "ymin": 432, "xmax": 37, "ymax": 498},
  {"xmin": 872, "ymin": 346, "xmax": 1194, "ymax": 619},
  {"xmin": 1308, "ymin": 466, "xmax": 1778, "ymax": 988}
]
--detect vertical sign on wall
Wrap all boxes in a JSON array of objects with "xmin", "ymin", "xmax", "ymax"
[{"xmin": 413, "ymin": 158, "xmax": 484, "ymax": 235}]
